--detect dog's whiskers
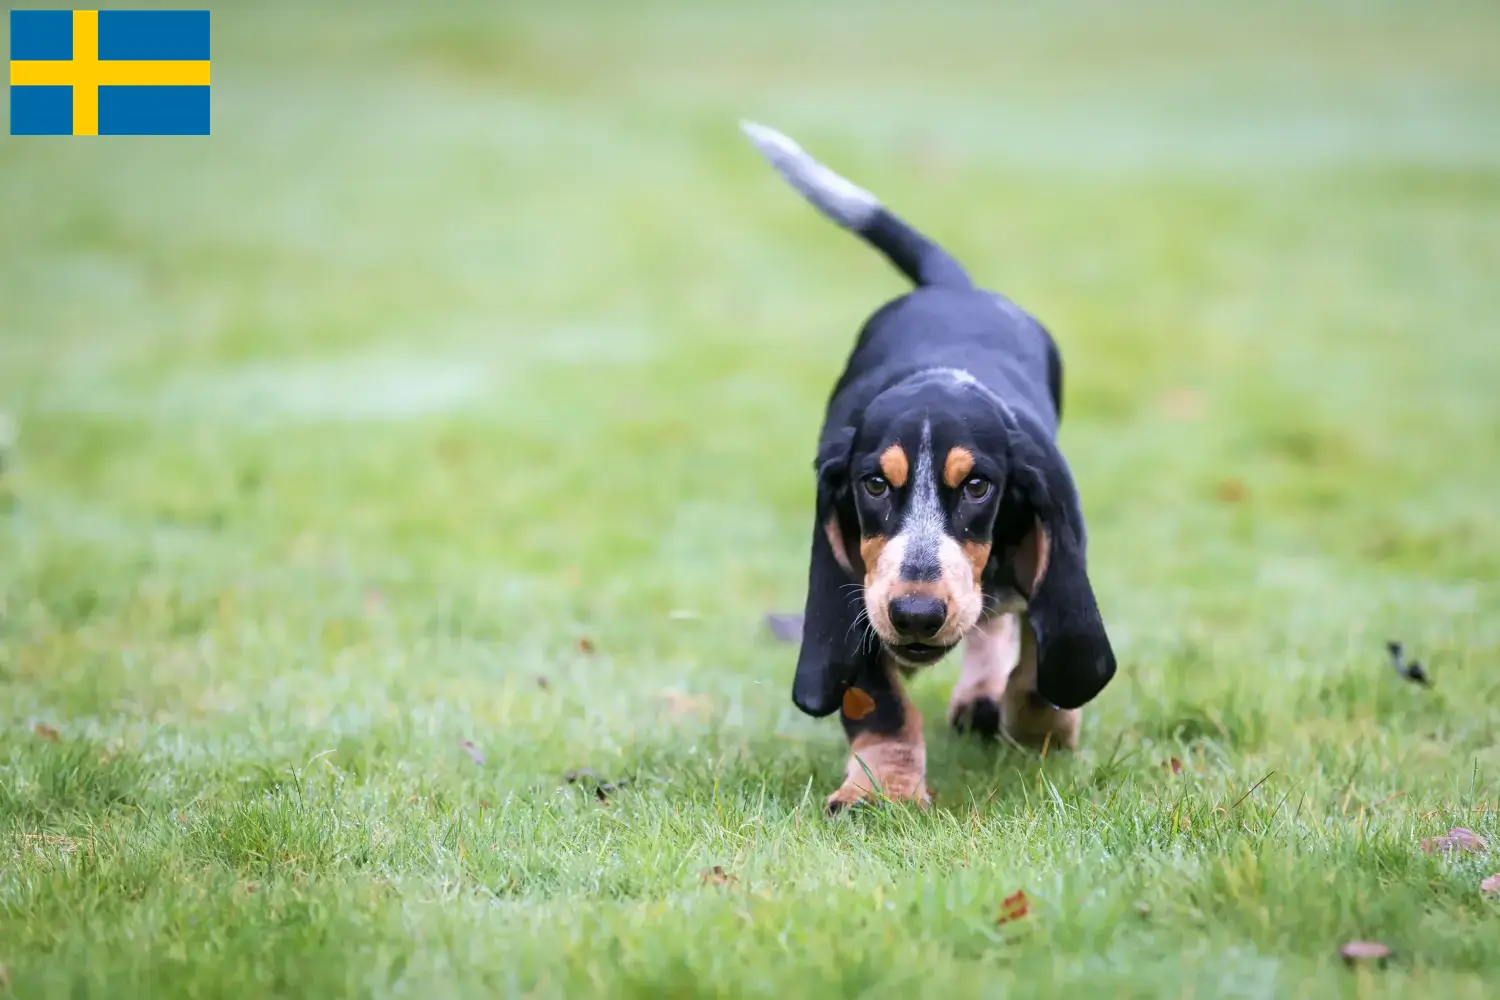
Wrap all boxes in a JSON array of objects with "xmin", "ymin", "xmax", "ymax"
[{"xmin": 844, "ymin": 603, "xmax": 873, "ymax": 646}]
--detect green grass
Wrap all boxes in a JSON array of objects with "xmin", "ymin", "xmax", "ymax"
[{"xmin": 3, "ymin": 0, "xmax": 1500, "ymax": 995}]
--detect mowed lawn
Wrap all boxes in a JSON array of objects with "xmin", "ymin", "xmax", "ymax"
[{"xmin": 3, "ymin": 1, "xmax": 1500, "ymax": 996}]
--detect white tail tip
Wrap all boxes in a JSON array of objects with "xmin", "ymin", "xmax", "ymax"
[{"xmin": 740, "ymin": 120, "xmax": 880, "ymax": 230}]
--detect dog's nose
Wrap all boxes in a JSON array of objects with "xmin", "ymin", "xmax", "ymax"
[{"xmin": 888, "ymin": 595, "xmax": 947, "ymax": 640}]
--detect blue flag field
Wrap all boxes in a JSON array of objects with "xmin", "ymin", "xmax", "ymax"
[{"xmin": 10, "ymin": 9, "xmax": 210, "ymax": 135}]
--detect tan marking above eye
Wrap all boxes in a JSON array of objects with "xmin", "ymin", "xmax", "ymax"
[
  {"xmin": 879, "ymin": 444, "xmax": 909, "ymax": 488},
  {"xmin": 942, "ymin": 449, "xmax": 978, "ymax": 488},
  {"xmin": 943, "ymin": 447, "xmax": 976, "ymax": 488}
]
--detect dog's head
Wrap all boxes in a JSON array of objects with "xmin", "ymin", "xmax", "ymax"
[{"xmin": 793, "ymin": 369, "xmax": 1114, "ymax": 716}]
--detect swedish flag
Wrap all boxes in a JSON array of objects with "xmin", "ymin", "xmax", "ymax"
[{"xmin": 10, "ymin": 9, "xmax": 210, "ymax": 135}]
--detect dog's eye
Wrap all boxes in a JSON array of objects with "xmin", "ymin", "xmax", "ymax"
[
  {"xmin": 962, "ymin": 477, "xmax": 992, "ymax": 502},
  {"xmin": 863, "ymin": 476, "xmax": 889, "ymax": 499}
]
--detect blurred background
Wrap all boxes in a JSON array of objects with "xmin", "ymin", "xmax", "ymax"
[
  {"xmin": 3, "ymin": 0, "xmax": 1499, "ymax": 729},
  {"xmin": 6, "ymin": 0, "xmax": 1499, "ymax": 639}
]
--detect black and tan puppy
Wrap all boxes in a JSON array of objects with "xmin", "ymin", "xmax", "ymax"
[{"xmin": 742, "ymin": 122, "xmax": 1116, "ymax": 812}]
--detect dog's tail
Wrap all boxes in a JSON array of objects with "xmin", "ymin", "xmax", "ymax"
[{"xmin": 740, "ymin": 121, "xmax": 972, "ymax": 290}]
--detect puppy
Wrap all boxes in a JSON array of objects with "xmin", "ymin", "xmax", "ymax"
[{"xmin": 742, "ymin": 122, "xmax": 1116, "ymax": 812}]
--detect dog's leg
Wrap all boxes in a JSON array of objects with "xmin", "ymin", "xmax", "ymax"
[
  {"xmin": 948, "ymin": 612, "xmax": 1021, "ymax": 738},
  {"xmin": 827, "ymin": 654, "xmax": 929, "ymax": 813},
  {"xmin": 1001, "ymin": 614, "xmax": 1082, "ymax": 749}
]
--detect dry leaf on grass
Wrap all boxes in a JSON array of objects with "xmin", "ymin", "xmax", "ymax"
[
  {"xmin": 564, "ymin": 768, "xmax": 630, "ymax": 802},
  {"xmin": 33, "ymin": 723, "xmax": 60, "ymax": 741},
  {"xmin": 1339, "ymin": 941, "xmax": 1391, "ymax": 963},
  {"xmin": 659, "ymin": 689, "xmax": 712, "ymax": 717},
  {"xmin": 1421, "ymin": 827, "xmax": 1487, "ymax": 855},
  {"xmin": 1163, "ymin": 757, "xmax": 1184, "ymax": 775},
  {"xmin": 1385, "ymin": 640, "xmax": 1430, "ymax": 686},
  {"xmin": 842, "ymin": 687, "xmax": 876, "ymax": 721},
  {"xmin": 1161, "ymin": 388, "xmax": 1204, "ymax": 421},
  {"xmin": 592, "ymin": 780, "xmax": 628, "ymax": 802},
  {"xmin": 700, "ymin": 865, "xmax": 737, "ymax": 886},
  {"xmin": 460, "ymin": 740, "xmax": 486, "ymax": 766},
  {"xmin": 1216, "ymin": 479, "xmax": 1247, "ymax": 503},
  {"xmin": 996, "ymin": 889, "xmax": 1030, "ymax": 925},
  {"xmin": 576, "ymin": 637, "xmax": 596, "ymax": 655},
  {"xmin": 1481, "ymin": 874, "xmax": 1500, "ymax": 894}
]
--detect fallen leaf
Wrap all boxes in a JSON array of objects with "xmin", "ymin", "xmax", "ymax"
[
  {"xmin": 842, "ymin": 686, "xmax": 876, "ymax": 721},
  {"xmin": 1481, "ymin": 874, "xmax": 1500, "ymax": 894},
  {"xmin": 1451, "ymin": 827, "xmax": 1488, "ymax": 851},
  {"xmin": 900, "ymin": 127, "xmax": 964, "ymax": 177},
  {"xmin": 764, "ymin": 612, "xmax": 804, "ymax": 643},
  {"xmin": 33, "ymin": 723, "xmax": 60, "ymax": 741},
  {"xmin": 1339, "ymin": 941, "xmax": 1391, "ymax": 963},
  {"xmin": 1421, "ymin": 827, "xmax": 1487, "ymax": 855},
  {"xmin": 1216, "ymin": 479, "xmax": 1246, "ymax": 503},
  {"xmin": 1162, "ymin": 388, "xmax": 1204, "ymax": 421},
  {"xmin": 996, "ymin": 889, "xmax": 1030, "ymax": 925},
  {"xmin": 700, "ymin": 865, "xmax": 737, "ymax": 886},
  {"xmin": 1385, "ymin": 640, "xmax": 1431, "ymax": 686},
  {"xmin": 595, "ymin": 778, "xmax": 629, "ymax": 801},
  {"xmin": 563, "ymin": 768, "xmax": 631, "ymax": 801},
  {"xmin": 1164, "ymin": 757, "xmax": 1184, "ymax": 775},
  {"xmin": 460, "ymin": 740, "xmax": 486, "ymax": 766},
  {"xmin": 576, "ymin": 637, "xmax": 596, "ymax": 655},
  {"xmin": 659, "ymin": 689, "xmax": 712, "ymax": 717}
]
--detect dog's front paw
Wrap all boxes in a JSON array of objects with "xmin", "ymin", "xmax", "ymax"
[
  {"xmin": 948, "ymin": 695, "xmax": 1002, "ymax": 739},
  {"xmin": 825, "ymin": 774, "xmax": 931, "ymax": 815}
]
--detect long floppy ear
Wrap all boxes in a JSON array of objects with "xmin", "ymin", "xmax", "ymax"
[
  {"xmin": 1004, "ymin": 419, "xmax": 1116, "ymax": 710},
  {"xmin": 792, "ymin": 427, "xmax": 877, "ymax": 717}
]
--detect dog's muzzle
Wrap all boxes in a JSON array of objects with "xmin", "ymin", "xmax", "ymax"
[{"xmin": 885, "ymin": 595, "xmax": 955, "ymax": 665}]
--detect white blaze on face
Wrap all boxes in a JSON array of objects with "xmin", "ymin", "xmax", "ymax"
[
  {"xmin": 901, "ymin": 422, "xmax": 947, "ymax": 578},
  {"xmin": 864, "ymin": 421, "xmax": 986, "ymax": 652}
]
